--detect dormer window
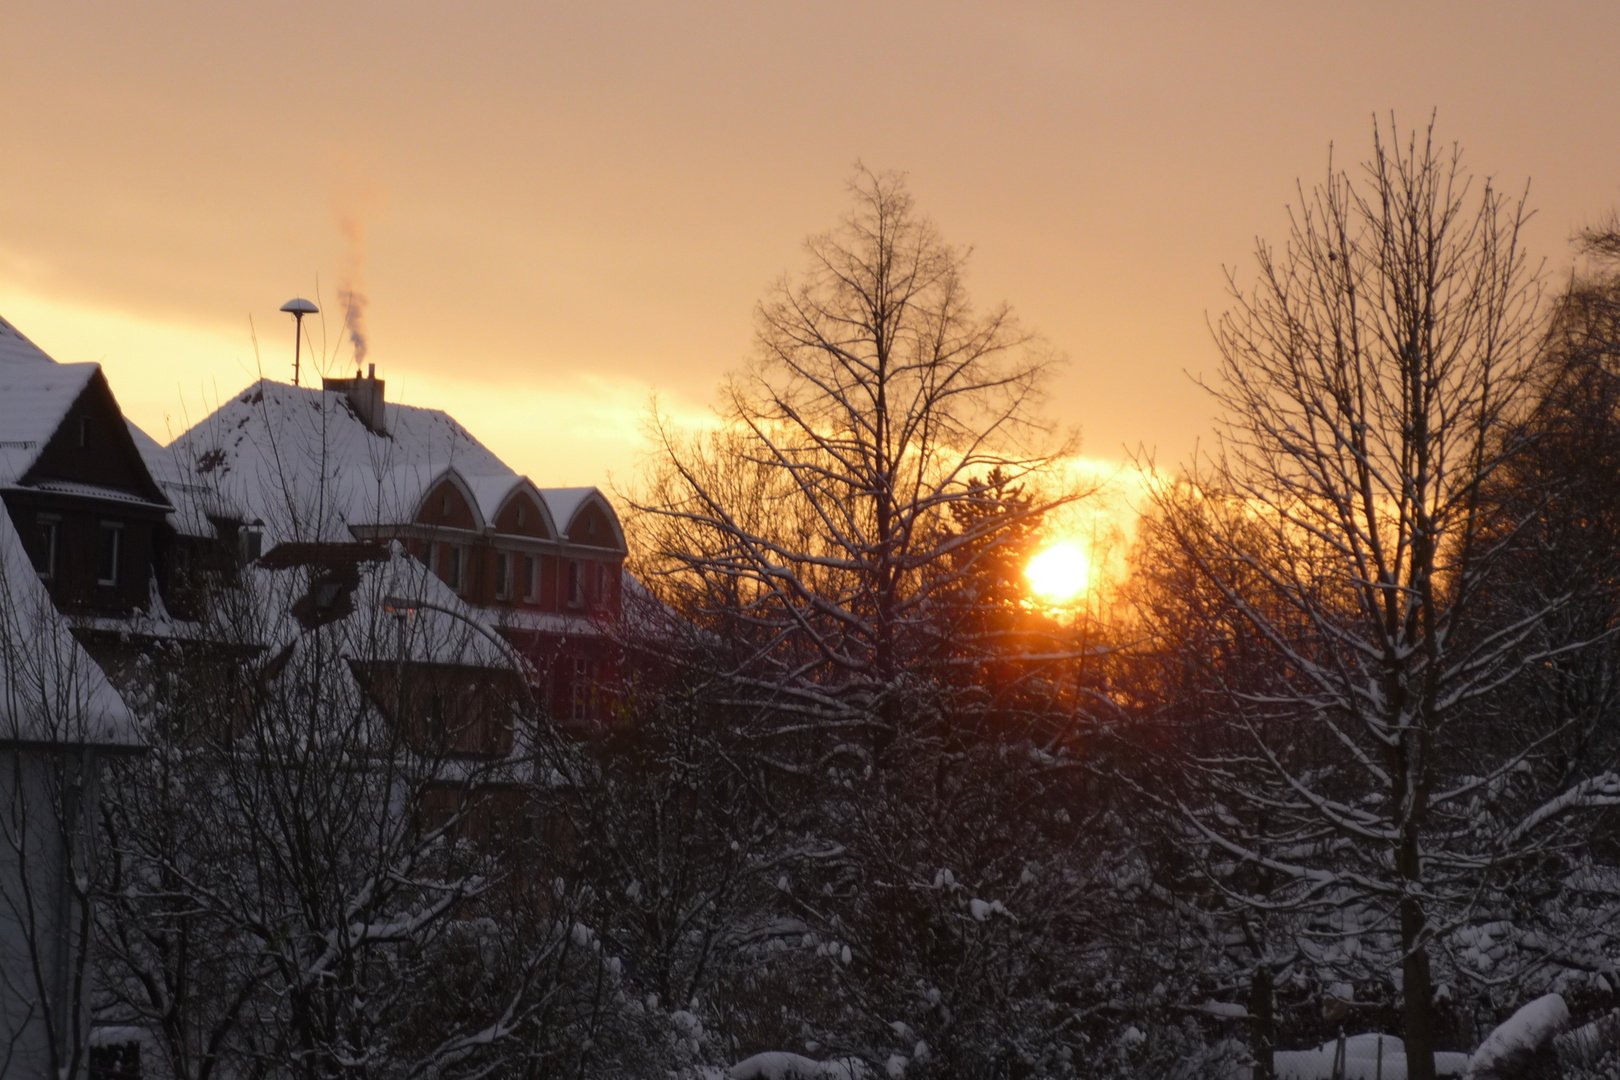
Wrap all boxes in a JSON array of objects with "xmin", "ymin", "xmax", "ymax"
[
  {"xmin": 98, "ymin": 521, "xmax": 123, "ymax": 586},
  {"xmin": 586, "ymin": 514, "xmax": 596, "ymax": 538},
  {"xmin": 441, "ymin": 492, "xmax": 451, "ymax": 517},
  {"xmin": 516, "ymin": 504, "xmax": 525, "ymax": 528}
]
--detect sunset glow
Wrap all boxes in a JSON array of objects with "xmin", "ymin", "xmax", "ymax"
[{"xmin": 1025, "ymin": 542, "xmax": 1091, "ymax": 605}]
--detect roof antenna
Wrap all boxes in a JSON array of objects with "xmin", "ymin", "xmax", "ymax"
[{"xmin": 280, "ymin": 298, "xmax": 319, "ymax": 386}]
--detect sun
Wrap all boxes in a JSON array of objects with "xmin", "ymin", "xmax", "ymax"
[{"xmin": 1025, "ymin": 542, "xmax": 1090, "ymax": 605}]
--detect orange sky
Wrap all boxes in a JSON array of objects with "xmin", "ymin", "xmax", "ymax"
[{"xmin": 5, "ymin": 1, "xmax": 1620, "ymax": 498}]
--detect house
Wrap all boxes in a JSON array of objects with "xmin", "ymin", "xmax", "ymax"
[
  {"xmin": 0, "ymin": 315, "xmax": 147, "ymax": 1078},
  {"xmin": 2, "ymin": 312, "xmax": 627, "ymax": 1076},
  {"xmin": 166, "ymin": 367, "xmax": 630, "ymax": 726}
]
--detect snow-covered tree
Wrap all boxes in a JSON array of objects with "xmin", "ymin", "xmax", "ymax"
[
  {"xmin": 634, "ymin": 166, "xmax": 1079, "ymax": 749},
  {"xmin": 1136, "ymin": 119, "xmax": 1620, "ymax": 1080},
  {"xmin": 630, "ymin": 169, "xmax": 1146, "ymax": 1078},
  {"xmin": 89, "ymin": 518, "xmax": 647, "ymax": 1078}
]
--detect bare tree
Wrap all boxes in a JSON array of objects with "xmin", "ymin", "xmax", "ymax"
[
  {"xmin": 629, "ymin": 169, "xmax": 1141, "ymax": 1078},
  {"xmin": 1141, "ymin": 118, "xmax": 1620, "ymax": 1079},
  {"xmin": 635, "ymin": 166, "xmax": 1079, "ymax": 749},
  {"xmin": 90, "ymin": 537, "xmax": 651, "ymax": 1078}
]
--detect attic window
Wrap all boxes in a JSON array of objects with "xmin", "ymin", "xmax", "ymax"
[
  {"xmin": 516, "ymin": 504, "xmax": 525, "ymax": 527},
  {"xmin": 78, "ymin": 417, "xmax": 88, "ymax": 448},
  {"xmin": 586, "ymin": 514, "xmax": 596, "ymax": 537},
  {"xmin": 441, "ymin": 492, "xmax": 451, "ymax": 517}
]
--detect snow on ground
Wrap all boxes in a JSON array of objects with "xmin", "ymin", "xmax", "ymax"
[
  {"xmin": 728, "ymin": 1052, "xmax": 869, "ymax": 1079},
  {"xmin": 1464, "ymin": 994, "xmax": 1568, "ymax": 1080},
  {"xmin": 1555, "ymin": 1008, "xmax": 1620, "ymax": 1071},
  {"xmin": 1274, "ymin": 1033, "xmax": 1469, "ymax": 1080}
]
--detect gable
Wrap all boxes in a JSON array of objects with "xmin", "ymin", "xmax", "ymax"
[
  {"xmin": 493, "ymin": 492, "xmax": 550, "ymax": 538},
  {"xmin": 566, "ymin": 500, "xmax": 619, "ymax": 549},
  {"xmin": 0, "ymin": 363, "xmax": 98, "ymax": 485},
  {"xmin": 416, "ymin": 478, "xmax": 479, "ymax": 531},
  {"xmin": 24, "ymin": 371, "xmax": 168, "ymax": 505}
]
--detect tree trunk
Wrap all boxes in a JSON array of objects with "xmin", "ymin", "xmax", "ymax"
[
  {"xmin": 1399, "ymin": 883, "xmax": 1438, "ymax": 1080},
  {"xmin": 1250, "ymin": 963, "xmax": 1275, "ymax": 1080}
]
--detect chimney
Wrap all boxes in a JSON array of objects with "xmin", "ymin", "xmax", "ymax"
[{"xmin": 322, "ymin": 364, "xmax": 388, "ymax": 435}]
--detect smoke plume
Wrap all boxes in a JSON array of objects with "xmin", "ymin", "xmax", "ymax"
[{"xmin": 338, "ymin": 213, "xmax": 369, "ymax": 364}]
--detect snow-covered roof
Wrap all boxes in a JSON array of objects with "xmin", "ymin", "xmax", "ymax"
[
  {"xmin": 167, "ymin": 379, "xmax": 513, "ymax": 545},
  {"xmin": 126, "ymin": 418, "xmax": 239, "ymax": 536},
  {"xmin": 538, "ymin": 485, "xmax": 625, "ymax": 548},
  {"xmin": 244, "ymin": 541, "xmax": 519, "ymax": 671},
  {"xmin": 540, "ymin": 487, "xmax": 595, "ymax": 531},
  {"xmin": 0, "ymin": 509, "xmax": 141, "ymax": 748},
  {"xmin": 0, "ymin": 362, "xmax": 99, "ymax": 486},
  {"xmin": 487, "ymin": 607, "xmax": 610, "ymax": 639},
  {"xmin": 168, "ymin": 378, "xmax": 622, "ymax": 550},
  {"xmin": 0, "ymin": 313, "xmax": 56, "ymax": 366}
]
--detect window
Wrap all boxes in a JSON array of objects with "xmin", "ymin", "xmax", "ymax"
[
  {"xmin": 516, "ymin": 503, "xmax": 526, "ymax": 528},
  {"xmin": 425, "ymin": 540, "xmax": 462, "ymax": 590},
  {"xmin": 440, "ymin": 492, "xmax": 451, "ymax": 516},
  {"xmin": 442, "ymin": 545, "xmax": 458, "ymax": 591},
  {"xmin": 570, "ymin": 658, "xmax": 592, "ymax": 721},
  {"xmin": 523, "ymin": 555, "xmax": 538, "ymax": 602},
  {"xmin": 595, "ymin": 563, "xmax": 609, "ymax": 604},
  {"xmin": 566, "ymin": 560, "xmax": 580, "ymax": 607},
  {"xmin": 78, "ymin": 417, "xmax": 88, "ymax": 448},
  {"xmin": 495, "ymin": 551, "xmax": 513, "ymax": 600},
  {"xmin": 34, "ymin": 517, "xmax": 58, "ymax": 580},
  {"xmin": 97, "ymin": 521, "xmax": 123, "ymax": 586}
]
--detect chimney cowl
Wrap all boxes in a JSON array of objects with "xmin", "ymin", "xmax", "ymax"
[{"xmin": 322, "ymin": 368, "xmax": 388, "ymax": 435}]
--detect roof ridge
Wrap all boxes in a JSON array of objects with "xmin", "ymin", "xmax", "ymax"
[{"xmin": 0, "ymin": 313, "xmax": 59, "ymax": 365}]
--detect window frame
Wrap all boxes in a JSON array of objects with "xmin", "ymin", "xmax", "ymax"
[
  {"xmin": 35, "ymin": 515, "xmax": 60, "ymax": 580},
  {"xmin": 444, "ymin": 544, "xmax": 463, "ymax": 592},
  {"xmin": 97, "ymin": 520, "xmax": 124, "ymax": 587},
  {"xmin": 495, "ymin": 551, "xmax": 513, "ymax": 601},
  {"xmin": 570, "ymin": 657, "xmax": 592, "ymax": 721}
]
